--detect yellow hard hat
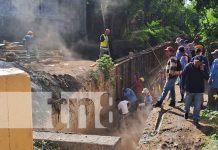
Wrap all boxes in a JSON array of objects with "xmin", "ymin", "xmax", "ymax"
[
  {"xmin": 142, "ymin": 88, "xmax": 150, "ymax": 95},
  {"xmin": 139, "ymin": 77, "xmax": 144, "ymax": 82}
]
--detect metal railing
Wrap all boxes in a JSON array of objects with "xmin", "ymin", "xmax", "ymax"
[{"xmin": 114, "ymin": 41, "xmax": 176, "ymax": 98}]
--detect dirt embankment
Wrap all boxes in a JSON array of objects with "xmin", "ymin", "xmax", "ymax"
[
  {"xmin": 12, "ymin": 60, "xmax": 96, "ymax": 93},
  {"xmin": 138, "ymin": 87, "xmax": 217, "ymax": 150}
]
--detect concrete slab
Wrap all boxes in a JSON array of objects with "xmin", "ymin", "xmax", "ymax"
[
  {"xmin": 0, "ymin": 67, "xmax": 33, "ymax": 150},
  {"xmin": 33, "ymin": 131, "xmax": 121, "ymax": 150}
]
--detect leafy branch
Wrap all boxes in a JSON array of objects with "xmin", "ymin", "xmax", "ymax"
[{"xmin": 96, "ymin": 55, "xmax": 115, "ymax": 81}]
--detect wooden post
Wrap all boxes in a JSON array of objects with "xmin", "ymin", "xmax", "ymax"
[{"xmin": 0, "ymin": 68, "xmax": 33, "ymax": 150}]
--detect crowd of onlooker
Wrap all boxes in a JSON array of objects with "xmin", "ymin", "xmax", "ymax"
[{"xmin": 117, "ymin": 35, "xmax": 218, "ymax": 127}]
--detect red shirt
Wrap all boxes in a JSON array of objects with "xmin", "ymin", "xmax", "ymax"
[{"xmin": 134, "ymin": 79, "xmax": 143, "ymax": 94}]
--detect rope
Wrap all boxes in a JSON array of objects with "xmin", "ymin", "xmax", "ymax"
[{"xmin": 151, "ymin": 47, "xmax": 164, "ymax": 69}]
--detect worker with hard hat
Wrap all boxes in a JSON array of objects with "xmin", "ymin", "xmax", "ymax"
[
  {"xmin": 23, "ymin": 30, "xmax": 37, "ymax": 58},
  {"xmin": 99, "ymin": 29, "xmax": 111, "ymax": 58}
]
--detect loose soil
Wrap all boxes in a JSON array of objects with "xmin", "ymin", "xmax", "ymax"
[{"xmin": 137, "ymin": 86, "xmax": 217, "ymax": 150}]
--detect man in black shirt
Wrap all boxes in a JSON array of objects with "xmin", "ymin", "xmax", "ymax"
[{"xmin": 181, "ymin": 55, "xmax": 209, "ymax": 126}]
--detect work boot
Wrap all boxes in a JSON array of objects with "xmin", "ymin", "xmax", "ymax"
[
  {"xmin": 178, "ymin": 99, "xmax": 184, "ymax": 103},
  {"xmin": 193, "ymin": 120, "xmax": 200, "ymax": 128},
  {"xmin": 169, "ymin": 102, "xmax": 175, "ymax": 107},
  {"xmin": 184, "ymin": 113, "xmax": 189, "ymax": 119},
  {"xmin": 201, "ymin": 105, "xmax": 207, "ymax": 110},
  {"xmin": 153, "ymin": 101, "xmax": 162, "ymax": 107}
]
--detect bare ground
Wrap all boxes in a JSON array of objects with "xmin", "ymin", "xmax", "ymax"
[
  {"xmin": 25, "ymin": 59, "xmax": 95, "ymax": 78},
  {"xmin": 137, "ymin": 86, "xmax": 217, "ymax": 150}
]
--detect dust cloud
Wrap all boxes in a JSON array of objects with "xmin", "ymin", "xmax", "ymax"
[
  {"xmin": 8, "ymin": 0, "xmax": 84, "ymax": 59},
  {"xmin": 113, "ymin": 106, "xmax": 152, "ymax": 150},
  {"xmin": 97, "ymin": 0, "xmax": 130, "ymax": 27}
]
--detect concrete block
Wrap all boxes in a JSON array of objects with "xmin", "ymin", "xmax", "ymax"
[
  {"xmin": 0, "ymin": 67, "xmax": 33, "ymax": 150},
  {"xmin": 34, "ymin": 131, "xmax": 121, "ymax": 150}
]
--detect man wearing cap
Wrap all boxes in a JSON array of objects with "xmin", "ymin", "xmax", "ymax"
[
  {"xmin": 192, "ymin": 48, "xmax": 210, "ymax": 74},
  {"xmin": 153, "ymin": 46, "xmax": 182, "ymax": 107},
  {"xmin": 208, "ymin": 49, "xmax": 218, "ymax": 110},
  {"xmin": 99, "ymin": 29, "xmax": 111, "ymax": 58},
  {"xmin": 181, "ymin": 55, "xmax": 209, "ymax": 126},
  {"xmin": 175, "ymin": 37, "xmax": 183, "ymax": 46}
]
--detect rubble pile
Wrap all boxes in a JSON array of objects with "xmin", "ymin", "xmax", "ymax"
[
  {"xmin": 3, "ymin": 41, "xmax": 24, "ymax": 50},
  {"xmin": 0, "ymin": 60, "xmax": 82, "ymax": 105},
  {"xmin": 13, "ymin": 62, "xmax": 82, "ymax": 93},
  {"xmin": 0, "ymin": 42, "xmax": 63, "ymax": 62}
]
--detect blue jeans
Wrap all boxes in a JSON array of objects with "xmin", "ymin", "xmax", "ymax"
[
  {"xmin": 184, "ymin": 92, "xmax": 203, "ymax": 121},
  {"xmin": 158, "ymin": 77, "xmax": 177, "ymax": 103}
]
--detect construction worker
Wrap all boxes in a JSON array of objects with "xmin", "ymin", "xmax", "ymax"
[
  {"xmin": 23, "ymin": 30, "xmax": 38, "ymax": 58},
  {"xmin": 99, "ymin": 29, "xmax": 111, "ymax": 58}
]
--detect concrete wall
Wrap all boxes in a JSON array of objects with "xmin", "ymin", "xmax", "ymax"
[{"xmin": 0, "ymin": 67, "xmax": 33, "ymax": 150}]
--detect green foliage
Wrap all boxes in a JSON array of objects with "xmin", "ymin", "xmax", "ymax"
[
  {"xmin": 124, "ymin": 0, "xmax": 218, "ymax": 55},
  {"xmin": 89, "ymin": 70, "xmax": 100, "ymax": 88},
  {"xmin": 128, "ymin": 0, "xmax": 145, "ymax": 18},
  {"xmin": 190, "ymin": 0, "xmax": 218, "ymax": 11},
  {"xmin": 96, "ymin": 55, "xmax": 114, "ymax": 80},
  {"xmin": 124, "ymin": 0, "xmax": 200, "ymax": 49},
  {"xmin": 34, "ymin": 140, "xmax": 61, "ymax": 150},
  {"xmin": 200, "ymin": 108, "xmax": 218, "ymax": 149},
  {"xmin": 198, "ymin": 8, "xmax": 218, "ymax": 52},
  {"xmin": 201, "ymin": 109, "xmax": 218, "ymax": 125},
  {"xmin": 202, "ymin": 133, "xmax": 218, "ymax": 150},
  {"xmin": 126, "ymin": 20, "xmax": 184, "ymax": 49},
  {"xmin": 127, "ymin": 29, "xmax": 151, "ymax": 49}
]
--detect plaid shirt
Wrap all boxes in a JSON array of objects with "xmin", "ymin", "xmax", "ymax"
[{"xmin": 166, "ymin": 56, "xmax": 179, "ymax": 79}]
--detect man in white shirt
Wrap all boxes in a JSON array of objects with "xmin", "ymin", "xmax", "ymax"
[{"xmin": 117, "ymin": 100, "xmax": 131, "ymax": 116}]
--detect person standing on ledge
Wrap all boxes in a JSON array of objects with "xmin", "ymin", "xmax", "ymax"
[
  {"xmin": 99, "ymin": 29, "xmax": 111, "ymax": 58},
  {"xmin": 153, "ymin": 46, "xmax": 182, "ymax": 107}
]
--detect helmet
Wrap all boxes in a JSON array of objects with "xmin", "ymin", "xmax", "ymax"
[
  {"xmin": 142, "ymin": 88, "xmax": 150, "ymax": 95},
  {"xmin": 139, "ymin": 77, "xmax": 144, "ymax": 82},
  {"xmin": 27, "ymin": 30, "xmax": 33, "ymax": 35}
]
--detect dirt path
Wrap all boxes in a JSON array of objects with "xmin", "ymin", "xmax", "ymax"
[{"xmin": 137, "ymin": 86, "xmax": 217, "ymax": 150}]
